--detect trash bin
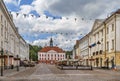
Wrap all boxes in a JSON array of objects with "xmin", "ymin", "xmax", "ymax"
[{"xmin": 11, "ymin": 65, "xmax": 14, "ymax": 69}]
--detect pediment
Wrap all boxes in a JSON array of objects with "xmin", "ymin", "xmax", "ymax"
[
  {"xmin": 47, "ymin": 50, "xmax": 57, "ymax": 53},
  {"xmin": 91, "ymin": 19, "xmax": 104, "ymax": 31}
]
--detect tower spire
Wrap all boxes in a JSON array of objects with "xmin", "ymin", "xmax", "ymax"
[{"xmin": 50, "ymin": 38, "xmax": 53, "ymax": 47}]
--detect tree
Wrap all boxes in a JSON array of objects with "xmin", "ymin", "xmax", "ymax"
[
  {"xmin": 66, "ymin": 51, "xmax": 72, "ymax": 59},
  {"xmin": 29, "ymin": 44, "xmax": 42, "ymax": 61}
]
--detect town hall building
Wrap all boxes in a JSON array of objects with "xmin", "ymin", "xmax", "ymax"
[{"xmin": 38, "ymin": 38, "xmax": 66, "ymax": 64}]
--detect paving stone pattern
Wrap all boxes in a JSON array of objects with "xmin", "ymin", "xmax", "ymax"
[{"xmin": 0, "ymin": 64, "xmax": 120, "ymax": 81}]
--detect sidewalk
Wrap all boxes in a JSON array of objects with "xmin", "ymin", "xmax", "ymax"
[
  {"xmin": 93, "ymin": 67, "xmax": 120, "ymax": 76},
  {"xmin": 0, "ymin": 66, "xmax": 30, "ymax": 77}
]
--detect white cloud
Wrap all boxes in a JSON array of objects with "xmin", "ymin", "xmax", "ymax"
[
  {"xmin": 12, "ymin": 11, "xmax": 92, "ymax": 51},
  {"xmin": 8, "ymin": 0, "xmax": 120, "ymax": 51},
  {"xmin": 19, "ymin": 5, "xmax": 33, "ymax": 14},
  {"xmin": 4, "ymin": 0, "xmax": 12, "ymax": 3},
  {"xmin": 32, "ymin": 34, "xmax": 77, "ymax": 51},
  {"xmin": 31, "ymin": 0, "xmax": 57, "ymax": 14},
  {"xmin": 49, "ymin": 0, "xmax": 120, "ymax": 19}
]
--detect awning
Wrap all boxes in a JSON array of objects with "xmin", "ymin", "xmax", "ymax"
[
  {"xmin": 89, "ymin": 58, "xmax": 95, "ymax": 61},
  {"xmin": 14, "ymin": 58, "xmax": 20, "ymax": 60},
  {"xmin": 89, "ymin": 43, "xmax": 96, "ymax": 48},
  {"xmin": 91, "ymin": 43, "xmax": 96, "ymax": 47}
]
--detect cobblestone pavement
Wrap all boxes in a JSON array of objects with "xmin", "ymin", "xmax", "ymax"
[{"xmin": 0, "ymin": 64, "xmax": 120, "ymax": 81}]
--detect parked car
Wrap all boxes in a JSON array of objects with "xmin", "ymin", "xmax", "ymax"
[{"xmin": 23, "ymin": 61, "xmax": 35, "ymax": 67}]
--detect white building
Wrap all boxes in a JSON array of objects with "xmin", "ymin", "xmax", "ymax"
[
  {"xmin": 73, "ymin": 40, "xmax": 80, "ymax": 59},
  {"xmin": 72, "ymin": 45, "xmax": 76, "ymax": 59},
  {"xmin": 38, "ymin": 38, "xmax": 65, "ymax": 64},
  {"xmin": 79, "ymin": 34, "xmax": 89, "ymax": 65},
  {"xmin": 0, "ymin": 0, "xmax": 29, "ymax": 68},
  {"xmin": 19, "ymin": 37, "xmax": 29, "ymax": 60}
]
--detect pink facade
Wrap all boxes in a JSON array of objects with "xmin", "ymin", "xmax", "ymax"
[{"xmin": 38, "ymin": 46, "xmax": 65, "ymax": 64}]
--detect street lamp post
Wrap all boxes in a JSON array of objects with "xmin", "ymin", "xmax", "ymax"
[
  {"xmin": 88, "ymin": 45, "xmax": 93, "ymax": 70},
  {"xmin": 90, "ymin": 56, "xmax": 93, "ymax": 70},
  {"xmin": 0, "ymin": 48, "xmax": 4, "ymax": 76},
  {"xmin": 16, "ymin": 55, "xmax": 19, "ymax": 71}
]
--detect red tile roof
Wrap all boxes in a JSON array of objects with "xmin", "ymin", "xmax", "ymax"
[{"xmin": 39, "ymin": 46, "xmax": 65, "ymax": 53}]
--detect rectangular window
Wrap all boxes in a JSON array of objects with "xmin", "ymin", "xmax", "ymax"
[
  {"xmin": 101, "ymin": 29, "xmax": 103, "ymax": 36},
  {"xmin": 93, "ymin": 52, "xmax": 95, "ymax": 56},
  {"xmin": 100, "ymin": 50, "xmax": 103, "ymax": 54},
  {"xmin": 96, "ymin": 51, "xmax": 98, "ymax": 55},
  {"xmin": 90, "ymin": 38, "xmax": 91, "ymax": 43},
  {"xmin": 101, "ymin": 38, "xmax": 103, "ymax": 42},
  {"xmin": 1, "ymin": 25, "xmax": 3, "ymax": 36},
  {"xmin": 107, "ymin": 27, "xmax": 109, "ymax": 34},
  {"xmin": 5, "ymin": 28, "xmax": 7, "ymax": 39},
  {"xmin": 55, "ymin": 54, "xmax": 56, "ymax": 57},
  {"xmin": 112, "ymin": 40, "xmax": 114, "ymax": 50},
  {"xmin": 112, "ymin": 24, "xmax": 114, "ymax": 31},
  {"xmin": 1, "ymin": 15, "xmax": 3, "ymax": 22},
  {"xmin": 107, "ymin": 41, "xmax": 109, "ymax": 51},
  {"xmin": 1, "ymin": 41, "xmax": 3, "ymax": 48},
  {"xmin": 98, "ymin": 32, "xmax": 99, "ymax": 38}
]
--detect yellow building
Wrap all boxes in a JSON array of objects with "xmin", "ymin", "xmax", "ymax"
[
  {"xmin": 89, "ymin": 9, "xmax": 120, "ymax": 69},
  {"xmin": 73, "ymin": 9, "xmax": 120, "ymax": 69}
]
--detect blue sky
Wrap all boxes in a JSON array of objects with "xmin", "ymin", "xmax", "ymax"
[
  {"xmin": 20, "ymin": 0, "xmax": 33, "ymax": 5},
  {"xmin": 3, "ymin": 0, "xmax": 120, "ymax": 51}
]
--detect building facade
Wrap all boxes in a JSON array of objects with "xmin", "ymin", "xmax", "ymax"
[
  {"xmin": 38, "ymin": 38, "xmax": 66, "ymax": 64},
  {"xmin": 89, "ymin": 19, "xmax": 105, "ymax": 68},
  {"xmin": 89, "ymin": 9, "xmax": 120, "ymax": 69},
  {"xmin": 73, "ymin": 40, "xmax": 80, "ymax": 59},
  {"xmin": 74, "ymin": 9, "xmax": 120, "ymax": 69},
  {"xmin": 79, "ymin": 34, "xmax": 89, "ymax": 66},
  {"xmin": 72, "ymin": 45, "xmax": 76, "ymax": 59},
  {"xmin": 0, "ymin": 0, "xmax": 29, "ymax": 68}
]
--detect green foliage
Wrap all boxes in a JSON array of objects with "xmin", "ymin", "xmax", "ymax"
[
  {"xmin": 66, "ymin": 51, "xmax": 72, "ymax": 59},
  {"xmin": 29, "ymin": 44, "xmax": 42, "ymax": 61}
]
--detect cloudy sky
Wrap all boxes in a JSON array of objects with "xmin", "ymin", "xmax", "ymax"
[{"xmin": 3, "ymin": 0, "xmax": 120, "ymax": 51}]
